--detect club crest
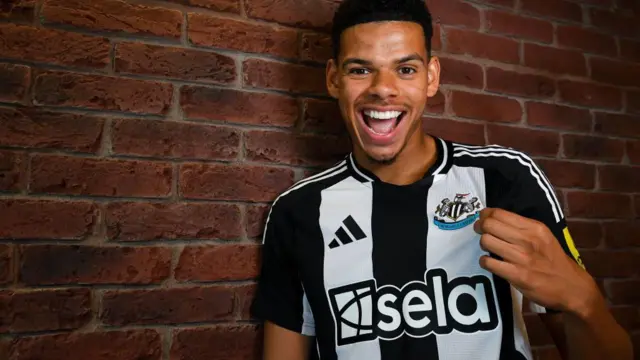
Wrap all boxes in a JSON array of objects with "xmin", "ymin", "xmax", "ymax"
[{"xmin": 434, "ymin": 193, "xmax": 483, "ymax": 231}]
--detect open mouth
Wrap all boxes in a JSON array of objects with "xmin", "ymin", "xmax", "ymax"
[{"xmin": 361, "ymin": 109, "xmax": 407, "ymax": 136}]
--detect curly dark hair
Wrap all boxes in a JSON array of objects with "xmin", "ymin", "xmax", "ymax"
[{"xmin": 330, "ymin": 0, "xmax": 434, "ymax": 60}]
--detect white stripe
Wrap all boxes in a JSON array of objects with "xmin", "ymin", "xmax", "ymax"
[
  {"xmin": 432, "ymin": 137, "xmax": 449, "ymax": 176},
  {"xmin": 296, "ymin": 159, "xmax": 347, "ymax": 187},
  {"xmin": 262, "ymin": 163, "xmax": 348, "ymax": 244},
  {"xmin": 453, "ymin": 149, "xmax": 562, "ymax": 222},
  {"xmin": 302, "ymin": 291, "xmax": 315, "ymax": 336},
  {"xmin": 453, "ymin": 145, "xmax": 561, "ymax": 215},
  {"xmin": 349, "ymin": 153, "xmax": 374, "ymax": 182}
]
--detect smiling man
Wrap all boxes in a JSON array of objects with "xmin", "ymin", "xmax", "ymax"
[{"xmin": 250, "ymin": 0, "xmax": 633, "ymax": 359}]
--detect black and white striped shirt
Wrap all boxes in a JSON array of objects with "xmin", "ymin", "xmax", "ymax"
[{"xmin": 252, "ymin": 137, "xmax": 583, "ymax": 360}]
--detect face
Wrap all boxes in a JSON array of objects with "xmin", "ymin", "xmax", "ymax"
[{"xmin": 327, "ymin": 21, "xmax": 440, "ymax": 164}]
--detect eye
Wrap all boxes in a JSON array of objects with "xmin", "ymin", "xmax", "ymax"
[
  {"xmin": 399, "ymin": 67, "xmax": 417, "ymax": 75},
  {"xmin": 348, "ymin": 68, "xmax": 370, "ymax": 75}
]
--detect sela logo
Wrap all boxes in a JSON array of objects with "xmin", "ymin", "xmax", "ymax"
[
  {"xmin": 328, "ymin": 268, "xmax": 499, "ymax": 346},
  {"xmin": 434, "ymin": 193, "xmax": 483, "ymax": 231}
]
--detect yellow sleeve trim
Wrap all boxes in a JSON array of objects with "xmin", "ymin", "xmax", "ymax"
[{"xmin": 563, "ymin": 227, "xmax": 585, "ymax": 269}]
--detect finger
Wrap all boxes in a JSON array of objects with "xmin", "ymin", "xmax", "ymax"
[
  {"xmin": 485, "ymin": 208, "xmax": 534, "ymax": 230},
  {"xmin": 479, "ymin": 255, "xmax": 522, "ymax": 285},
  {"xmin": 479, "ymin": 233, "xmax": 529, "ymax": 265},
  {"xmin": 475, "ymin": 215, "xmax": 531, "ymax": 248}
]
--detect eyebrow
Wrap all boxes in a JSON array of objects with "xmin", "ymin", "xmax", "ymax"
[{"xmin": 341, "ymin": 53, "xmax": 425, "ymax": 69}]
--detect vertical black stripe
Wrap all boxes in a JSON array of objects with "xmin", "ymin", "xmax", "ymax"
[{"xmin": 371, "ymin": 182, "xmax": 439, "ymax": 360}]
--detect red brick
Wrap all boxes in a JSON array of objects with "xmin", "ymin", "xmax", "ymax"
[
  {"xmin": 536, "ymin": 159, "xmax": 595, "ymax": 189},
  {"xmin": 112, "ymin": 119, "xmax": 240, "ymax": 160},
  {"xmin": 446, "ymin": 28, "xmax": 519, "ymax": 64},
  {"xmin": 0, "ymin": 63, "xmax": 29, "ymax": 103},
  {"xmin": 603, "ymin": 221, "xmax": 640, "ymax": 248},
  {"xmin": 557, "ymin": 25, "xmax": 617, "ymax": 57},
  {"xmin": 0, "ymin": 24, "xmax": 109, "ymax": 68},
  {"xmin": 567, "ymin": 192, "xmax": 632, "ymax": 219},
  {"xmin": 0, "ymin": 199, "xmax": 97, "ymax": 240},
  {"xmin": 302, "ymin": 98, "xmax": 345, "ymax": 134},
  {"xmin": 628, "ymin": 140, "xmax": 640, "ymax": 165},
  {"xmin": 101, "ymin": 287, "xmax": 236, "ymax": 326},
  {"xmin": 426, "ymin": 0, "xmax": 481, "ymax": 29},
  {"xmin": 471, "ymin": 0, "xmax": 515, "ymax": 7},
  {"xmin": 524, "ymin": 44, "xmax": 586, "ymax": 76},
  {"xmin": 451, "ymin": 91, "xmax": 522, "ymax": 123},
  {"xmin": 30, "ymin": 155, "xmax": 172, "ymax": 198},
  {"xmin": 558, "ymin": 80, "xmax": 622, "ymax": 110},
  {"xmin": 620, "ymin": 39, "xmax": 640, "ymax": 62},
  {"xmin": 0, "ymin": 150, "xmax": 24, "ymax": 193},
  {"xmin": 628, "ymin": 90, "xmax": 640, "ymax": 114},
  {"xmin": 0, "ymin": 245, "xmax": 13, "ymax": 285},
  {"xmin": 524, "ymin": 314, "xmax": 553, "ymax": 346},
  {"xmin": 9, "ymin": 330, "xmax": 162, "ymax": 360},
  {"xmin": 243, "ymin": 59, "xmax": 326, "ymax": 95},
  {"xmin": 607, "ymin": 280, "xmax": 640, "ymax": 305},
  {"xmin": 595, "ymin": 113, "xmax": 640, "ymax": 139},
  {"xmin": 521, "ymin": 0, "xmax": 582, "ymax": 22},
  {"xmin": 565, "ymin": 220, "xmax": 602, "ymax": 248},
  {"xmin": 175, "ymin": 244, "xmax": 260, "ymax": 282},
  {"xmin": 106, "ymin": 202, "xmax": 242, "ymax": 241},
  {"xmin": 439, "ymin": 57, "xmax": 483, "ymax": 88},
  {"xmin": 246, "ymin": 204, "xmax": 269, "ymax": 239},
  {"xmin": 609, "ymin": 306, "xmax": 640, "ymax": 332},
  {"xmin": 180, "ymin": 163, "xmax": 294, "ymax": 202},
  {"xmin": 235, "ymin": 283, "xmax": 257, "ymax": 320},
  {"xmin": 43, "ymin": 0, "xmax": 182, "ymax": 38},
  {"xmin": 19, "ymin": 245, "xmax": 172, "ymax": 285},
  {"xmin": 581, "ymin": 250, "xmax": 639, "ymax": 277},
  {"xmin": 245, "ymin": 130, "xmax": 350, "ymax": 167},
  {"xmin": 432, "ymin": 24, "xmax": 442, "ymax": 51},
  {"xmin": 171, "ymin": 325, "xmax": 261, "ymax": 360},
  {"xmin": 487, "ymin": 125, "xmax": 559, "ymax": 156},
  {"xmin": 590, "ymin": 8, "xmax": 639, "ymax": 38},
  {"xmin": 591, "ymin": 57, "xmax": 640, "ymax": 88},
  {"xmin": 300, "ymin": 32, "xmax": 332, "ymax": 63},
  {"xmin": 600, "ymin": 165, "xmax": 640, "ymax": 192},
  {"xmin": 422, "ymin": 117, "xmax": 485, "ymax": 145},
  {"xmin": 115, "ymin": 43, "xmax": 235, "ymax": 84},
  {"xmin": 426, "ymin": 90, "xmax": 446, "ymax": 115},
  {"xmin": 526, "ymin": 102, "xmax": 592, "ymax": 132},
  {"xmin": 0, "ymin": 0, "xmax": 35, "ymax": 21},
  {"xmin": 0, "ymin": 289, "xmax": 91, "ymax": 334},
  {"xmin": 616, "ymin": 0, "xmax": 639, "ymax": 13},
  {"xmin": 634, "ymin": 332, "xmax": 640, "ymax": 360},
  {"xmin": 0, "ymin": 108, "xmax": 104, "ymax": 153},
  {"xmin": 563, "ymin": 134, "xmax": 624, "ymax": 163},
  {"xmin": 181, "ymin": 87, "xmax": 298, "ymax": 127},
  {"xmin": 188, "ymin": 14, "xmax": 297, "ymax": 59},
  {"xmin": 485, "ymin": 10, "xmax": 553, "ymax": 42},
  {"xmin": 486, "ymin": 68, "xmax": 555, "ymax": 99},
  {"xmin": 34, "ymin": 71, "xmax": 173, "ymax": 115},
  {"xmin": 171, "ymin": 0, "xmax": 240, "ymax": 13},
  {"xmin": 245, "ymin": 0, "xmax": 338, "ymax": 31}
]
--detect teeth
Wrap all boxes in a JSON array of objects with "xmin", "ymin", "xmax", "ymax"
[{"xmin": 363, "ymin": 110, "xmax": 402, "ymax": 120}]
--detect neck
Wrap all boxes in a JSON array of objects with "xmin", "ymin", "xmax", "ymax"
[{"xmin": 354, "ymin": 132, "xmax": 437, "ymax": 185}]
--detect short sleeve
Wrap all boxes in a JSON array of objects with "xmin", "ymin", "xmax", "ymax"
[
  {"xmin": 507, "ymin": 159, "xmax": 585, "ymax": 313},
  {"xmin": 251, "ymin": 199, "xmax": 315, "ymax": 335}
]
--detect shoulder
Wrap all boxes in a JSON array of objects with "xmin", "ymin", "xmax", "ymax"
[
  {"xmin": 449, "ymin": 141, "xmax": 544, "ymax": 181},
  {"xmin": 269, "ymin": 158, "xmax": 351, "ymax": 213}
]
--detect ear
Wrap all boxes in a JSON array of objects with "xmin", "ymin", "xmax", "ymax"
[
  {"xmin": 326, "ymin": 58, "xmax": 340, "ymax": 99},
  {"xmin": 425, "ymin": 56, "xmax": 441, "ymax": 98}
]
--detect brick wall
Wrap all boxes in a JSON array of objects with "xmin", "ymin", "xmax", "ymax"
[{"xmin": 0, "ymin": 0, "xmax": 638, "ymax": 359}]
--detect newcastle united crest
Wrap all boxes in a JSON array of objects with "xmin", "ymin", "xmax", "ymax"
[{"xmin": 434, "ymin": 193, "xmax": 483, "ymax": 231}]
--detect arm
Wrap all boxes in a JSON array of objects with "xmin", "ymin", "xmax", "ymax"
[
  {"xmin": 251, "ymin": 199, "xmax": 316, "ymax": 360},
  {"xmin": 263, "ymin": 321, "xmax": 311, "ymax": 360}
]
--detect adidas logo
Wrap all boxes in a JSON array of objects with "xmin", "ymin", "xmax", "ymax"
[{"xmin": 328, "ymin": 215, "xmax": 366, "ymax": 249}]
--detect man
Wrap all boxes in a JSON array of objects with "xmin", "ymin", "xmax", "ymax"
[{"xmin": 251, "ymin": 0, "xmax": 633, "ymax": 359}]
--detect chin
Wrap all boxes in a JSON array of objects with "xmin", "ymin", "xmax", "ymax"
[{"xmin": 361, "ymin": 144, "xmax": 402, "ymax": 165}]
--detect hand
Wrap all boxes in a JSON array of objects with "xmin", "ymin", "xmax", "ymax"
[{"xmin": 474, "ymin": 208, "xmax": 600, "ymax": 317}]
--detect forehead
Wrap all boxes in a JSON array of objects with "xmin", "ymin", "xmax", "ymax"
[{"xmin": 339, "ymin": 21, "xmax": 426, "ymax": 59}]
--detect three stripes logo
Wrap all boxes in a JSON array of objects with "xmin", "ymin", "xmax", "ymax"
[{"xmin": 328, "ymin": 215, "xmax": 366, "ymax": 249}]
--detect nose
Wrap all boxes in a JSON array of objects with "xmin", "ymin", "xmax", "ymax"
[{"xmin": 368, "ymin": 69, "xmax": 399, "ymax": 100}]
